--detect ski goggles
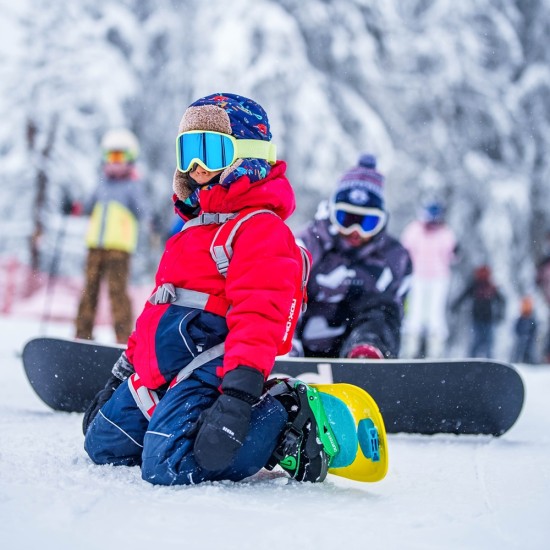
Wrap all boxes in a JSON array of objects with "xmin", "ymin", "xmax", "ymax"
[
  {"xmin": 330, "ymin": 202, "xmax": 387, "ymax": 238},
  {"xmin": 103, "ymin": 150, "xmax": 135, "ymax": 164},
  {"xmin": 176, "ymin": 130, "xmax": 277, "ymax": 173}
]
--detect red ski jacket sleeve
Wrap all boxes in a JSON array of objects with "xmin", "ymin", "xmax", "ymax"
[{"xmin": 221, "ymin": 213, "xmax": 303, "ymax": 378}]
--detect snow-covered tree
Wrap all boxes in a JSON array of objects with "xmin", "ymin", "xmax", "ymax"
[{"xmin": 2, "ymin": 0, "xmax": 550, "ymax": 355}]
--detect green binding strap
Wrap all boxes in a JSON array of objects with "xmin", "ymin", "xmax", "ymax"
[{"xmin": 299, "ymin": 383, "xmax": 340, "ymax": 464}]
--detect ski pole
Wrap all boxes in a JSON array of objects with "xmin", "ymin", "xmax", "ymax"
[{"xmin": 40, "ymin": 194, "xmax": 72, "ymax": 333}]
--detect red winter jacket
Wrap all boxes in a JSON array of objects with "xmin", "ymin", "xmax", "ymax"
[{"xmin": 126, "ymin": 161, "xmax": 305, "ymax": 388}]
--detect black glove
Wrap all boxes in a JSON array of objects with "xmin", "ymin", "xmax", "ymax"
[
  {"xmin": 82, "ymin": 352, "xmax": 134, "ymax": 435},
  {"xmin": 193, "ymin": 366, "xmax": 264, "ymax": 471}
]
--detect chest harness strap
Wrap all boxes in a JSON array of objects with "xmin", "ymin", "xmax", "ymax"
[
  {"xmin": 148, "ymin": 283, "xmax": 230, "ymax": 318},
  {"xmin": 209, "ymin": 209, "xmax": 277, "ymax": 276},
  {"xmin": 182, "ymin": 212, "xmax": 237, "ymax": 229}
]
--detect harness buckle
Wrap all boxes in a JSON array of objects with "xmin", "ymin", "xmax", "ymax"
[
  {"xmin": 149, "ymin": 283, "xmax": 177, "ymax": 305},
  {"xmin": 199, "ymin": 213, "xmax": 222, "ymax": 224},
  {"xmin": 197, "ymin": 212, "xmax": 238, "ymax": 225}
]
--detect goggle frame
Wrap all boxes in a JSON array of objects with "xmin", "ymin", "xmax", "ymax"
[
  {"xmin": 330, "ymin": 202, "xmax": 387, "ymax": 238},
  {"xmin": 176, "ymin": 130, "xmax": 276, "ymax": 173}
]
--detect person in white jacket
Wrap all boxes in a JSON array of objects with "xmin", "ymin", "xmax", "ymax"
[{"xmin": 400, "ymin": 201, "xmax": 457, "ymax": 358}]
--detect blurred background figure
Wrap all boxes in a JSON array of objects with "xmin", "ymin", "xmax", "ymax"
[
  {"xmin": 167, "ymin": 215, "xmax": 185, "ymax": 239},
  {"xmin": 293, "ymin": 154, "xmax": 412, "ymax": 360},
  {"xmin": 536, "ymin": 231, "xmax": 550, "ymax": 363},
  {"xmin": 400, "ymin": 200, "xmax": 457, "ymax": 358},
  {"xmin": 510, "ymin": 295, "xmax": 538, "ymax": 364},
  {"xmin": 451, "ymin": 265, "xmax": 506, "ymax": 359},
  {"xmin": 75, "ymin": 128, "xmax": 150, "ymax": 344}
]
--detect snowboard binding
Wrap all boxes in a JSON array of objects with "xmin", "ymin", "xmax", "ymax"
[{"xmin": 265, "ymin": 378, "xmax": 339, "ymax": 482}]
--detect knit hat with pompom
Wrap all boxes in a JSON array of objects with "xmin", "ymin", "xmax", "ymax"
[{"xmin": 332, "ymin": 154, "xmax": 385, "ymax": 211}]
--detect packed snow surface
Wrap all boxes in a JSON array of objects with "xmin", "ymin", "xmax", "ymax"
[{"xmin": 1, "ymin": 316, "xmax": 548, "ymax": 550}]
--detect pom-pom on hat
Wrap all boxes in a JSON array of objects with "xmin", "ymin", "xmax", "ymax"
[
  {"xmin": 332, "ymin": 154, "xmax": 385, "ymax": 211},
  {"xmin": 173, "ymin": 93, "xmax": 273, "ymax": 201}
]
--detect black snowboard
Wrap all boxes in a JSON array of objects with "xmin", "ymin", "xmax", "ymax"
[{"xmin": 21, "ymin": 336, "xmax": 525, "ymax": 436}]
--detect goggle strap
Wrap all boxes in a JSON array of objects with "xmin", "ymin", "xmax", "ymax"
[
  {"xmin": 234, "ymin": 139, "xmax": 277, "ymax": 164},
  {"xmin": 331, "ymin": 202, "xmax": 383, "ymax": 217}
]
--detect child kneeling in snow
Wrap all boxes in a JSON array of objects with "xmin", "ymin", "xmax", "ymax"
[{"xmin": 82, "ymin": 93, "xmax": 328, "ymax": 485}]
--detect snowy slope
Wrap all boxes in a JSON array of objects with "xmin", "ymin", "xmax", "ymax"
[{"xmin": 1, "ymin": 315, "xmax": 549, "ymax": 550}]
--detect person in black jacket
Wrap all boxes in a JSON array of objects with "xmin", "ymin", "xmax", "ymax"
[
  {"xmin": 452, "ymin": 265, "xmax": 505, "ymax": 358},
  {"xmin": 294, "ymin": 154, "xmax": 413, "ymax": 359}
]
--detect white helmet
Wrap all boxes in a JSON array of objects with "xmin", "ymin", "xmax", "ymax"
[{"xmin": 101, "ymin": 128, "xmax": 140, "ymax": 161}]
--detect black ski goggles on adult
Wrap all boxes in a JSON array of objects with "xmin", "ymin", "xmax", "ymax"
[
  {"xmin": 330, "ymin": 202, "xmax": 387, "ymax": 238},
  {"xmin": 176, "ymin": 130, "xmax": 277, "ymax": 173}
]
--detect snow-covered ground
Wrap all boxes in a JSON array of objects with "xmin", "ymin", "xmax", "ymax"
[{"xmin": 1, "ymin": 315, "xmax": 549, "ymax": 550}]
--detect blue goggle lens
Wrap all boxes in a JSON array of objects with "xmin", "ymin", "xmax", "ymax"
[
  {"xmin": 177, "ymin": 132, "xmax": 235, "ymax": 172},
  {"xmin": 335, "ymin": 210, "xmax": 383, "ymax": 232}
]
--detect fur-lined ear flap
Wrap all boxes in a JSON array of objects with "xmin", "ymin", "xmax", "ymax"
[{"xmin": 173, "ymin": 169, "xmax": 193, "ymax": 201}]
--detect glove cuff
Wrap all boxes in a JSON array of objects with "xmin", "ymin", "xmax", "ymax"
[
  {"xmin": 341, "ymin": 327, "xmax": 388, "ymax": 358},
  {"xmin": 111, "ymin": 352, "xmax": 135, "ymax": 381},
  {"xmin": 347, "ymin": 343, "xmax": 384, "ymax": 359},
  {"xmin": 222, "ymin": 366, "xmax": 264, "ymax": 404}
]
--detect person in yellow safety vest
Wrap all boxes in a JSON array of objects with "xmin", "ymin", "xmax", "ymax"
[{"xmin": 75, "ymin": 128, "xmax": 150, "ymax": 343}]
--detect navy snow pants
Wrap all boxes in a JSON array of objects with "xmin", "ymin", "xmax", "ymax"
[
  {"xmin": 85, "ymin": 375, "xmax": 287, "ymax": 485},
  {"xmin": 84, "ymin": 306, "xmax": 287, "ymax": 485}
]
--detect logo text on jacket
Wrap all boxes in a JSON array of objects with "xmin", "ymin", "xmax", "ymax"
[{"xmin": 282, "ymin": 299, "xmax": 297, "ymax": 343}]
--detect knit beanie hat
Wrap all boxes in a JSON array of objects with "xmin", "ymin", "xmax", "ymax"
[
  {"xmin": 173, "ymin": 93, "xmax": 273, "ymax": 202},
  {"xmin": 420, "ymin": 201, "xmax": 445, "ymax": 224},
  {"xmin": 475, "ymin": 265, "xmax": 491, "ymax": 281},
  {"xmin": 332, "ymin": 154, "xmax": 385, "ymax": 211}
]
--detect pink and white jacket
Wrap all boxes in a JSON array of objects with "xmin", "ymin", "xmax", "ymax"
[{"xmin": 401, "ymin": 220, "xmax": 456, "ymax": 279}]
